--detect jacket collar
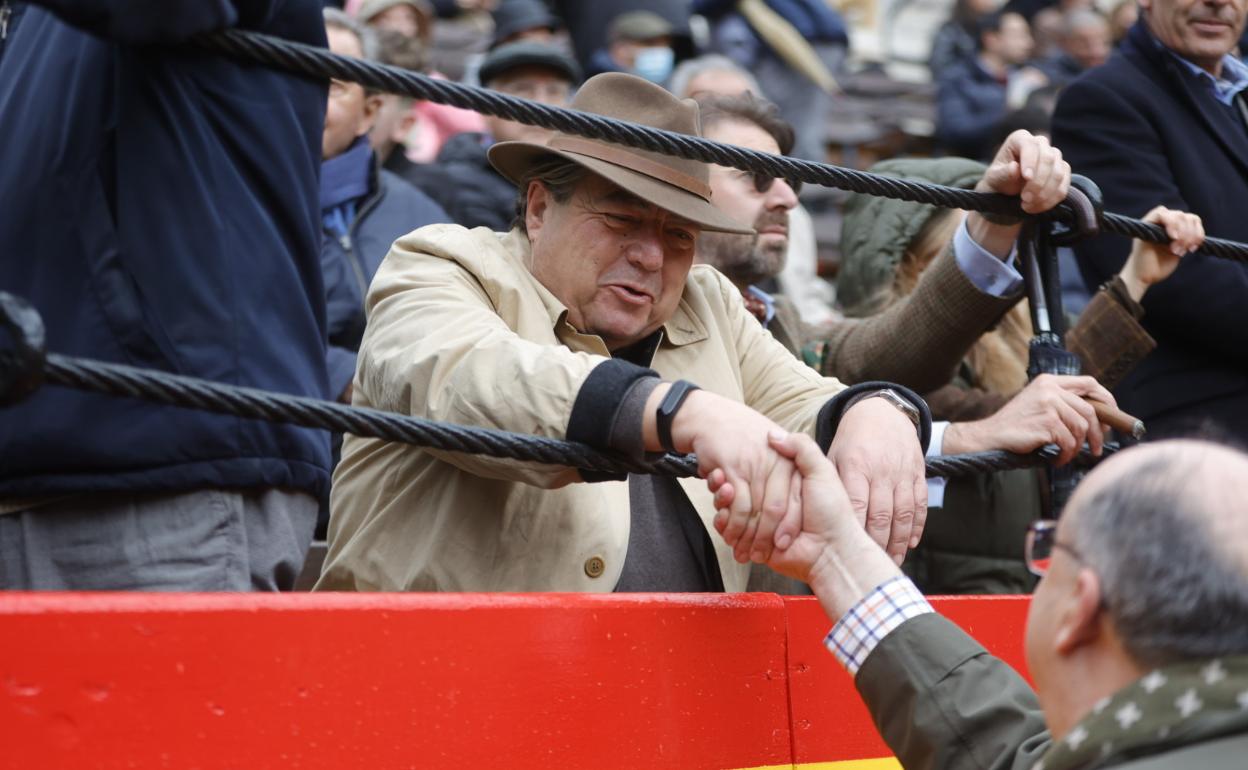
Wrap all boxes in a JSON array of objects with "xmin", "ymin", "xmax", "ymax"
[
  {"xmin": 320, "ymin": 137, "xmax": 375, "ymax": 213},
  {"xmin": 502, "ymin": 228, "xmax": 709, "ymax": 356},
  {"xmin": 1122, "ymin": 21, "xmax": 1248, "ymax": 177},
  {"xmin": 1129, "ymin": 19, "xmax": 1248, "ymax": 102},
  {"xmin": 1036, "ymin": 654, "xmax": 1248, "ymax": 770}
]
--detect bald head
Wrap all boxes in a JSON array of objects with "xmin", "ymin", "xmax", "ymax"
[{"xmin": 1064, "ymin": 440, "xmax": 1248, "ymax": 668}]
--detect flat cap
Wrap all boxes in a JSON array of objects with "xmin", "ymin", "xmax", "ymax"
[
  {"xmin": 607, "ymin": 10, "xmax": 674, "ymax": 43},
  {"xmin": 479, "ymin": 40, "xmax": 582, "ymax": 87}
]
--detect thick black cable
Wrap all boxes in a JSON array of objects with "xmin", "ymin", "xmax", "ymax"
[
  {"xmin": 190, "ymin": 28, "xmax": 1248, "ymax": 263},
  {"xmin": 0, "ymin": 351, "xmax": 1114, "ymax": 479},
  {"xmin": 190, "ymin": 32, "xmax": 1033, "ymax": 223}
]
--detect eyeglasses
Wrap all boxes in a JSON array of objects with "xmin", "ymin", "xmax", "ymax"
[
  {"xmin": 751, "ymin": 172, "xmax": 802, "ymax": 197},
  {"xmin": 1024, "ymin": 519, "xmax": 1086, "ymax": 577}
]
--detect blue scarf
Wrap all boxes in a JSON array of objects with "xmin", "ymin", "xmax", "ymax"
[{"xmin": 320, "ymin": 137, "xmax": 374, "ymax": 239}]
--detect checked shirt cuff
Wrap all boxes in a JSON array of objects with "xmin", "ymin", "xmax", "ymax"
[{"xmin": 824, "ymin": 575, "xmax": 934, "ymax": 676}]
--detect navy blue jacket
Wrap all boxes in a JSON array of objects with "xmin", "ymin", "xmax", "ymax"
[
  {"xmin": 322, "ymin": 163, "xmax": 448, "ymax": 397},
  {"xmin": 1051, "ymin": 21, "xmax": 1248, "ymax": 436},
  {"xmin": 936, "ymin": 56, "xmax": 1007, "ymax": 160},
  {"xmin": 0, "ymin": 1, "xmax": 334, "ymax": 499}
]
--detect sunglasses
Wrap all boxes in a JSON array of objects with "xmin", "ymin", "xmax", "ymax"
[{"xmin": 751, "ymin": 172, "xmax": 802, "ymax": 196}]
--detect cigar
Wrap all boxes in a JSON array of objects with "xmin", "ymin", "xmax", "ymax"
[{"xmin": 1090, "ymin": 400, "xmax": 1146, "ymax": 440}]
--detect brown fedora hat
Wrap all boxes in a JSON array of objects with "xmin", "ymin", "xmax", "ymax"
[{"xmin": 488, "ymin": 72, "xmax": 754, "ymax": 234}]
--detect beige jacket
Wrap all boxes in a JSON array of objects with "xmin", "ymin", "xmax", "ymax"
[{"xmin": 317, "ymin": 225, "xmax": 848, "ymax": 592}]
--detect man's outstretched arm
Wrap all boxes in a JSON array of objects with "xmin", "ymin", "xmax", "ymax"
[{"xmin": 706, "ymin": 432, "xmax": 1052, "ymax": 770}]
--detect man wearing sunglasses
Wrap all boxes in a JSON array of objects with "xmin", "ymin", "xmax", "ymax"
[
  {"xmin": 707, "ymin": 434, "xmax": 1248, "ymax": 769},
  {"xmin": 694, "ymin": 91, "xmax": 1060, "ymax": 382}
]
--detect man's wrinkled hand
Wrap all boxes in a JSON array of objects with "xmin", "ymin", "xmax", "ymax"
[
  {"xmin": 666, "ymin": 390, "xmax": 802, "ymax": 565},
  {"xmin": 976, "ymin": 129, "xmax": 1071, "ymax": 214},
  {"xmin": 942, "ymin": 374, "xmax": 1117, "ymax": 465},
  {"xmin": 707, "ymin": 431, "xmax": 859, "ymax": 583},
  {"xmin": 828, "ymin": 396, "xmax": 927, "ymax": 566}
]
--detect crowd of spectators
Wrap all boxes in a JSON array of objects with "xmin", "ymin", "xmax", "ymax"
[{"xmin": 0, "ymin": 0, "xmax": 1242, "ymax": 613}]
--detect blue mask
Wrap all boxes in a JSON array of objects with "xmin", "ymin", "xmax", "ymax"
[{"xmin": 632, "ymin": 46, "xmax": 675, "ymax": 84}]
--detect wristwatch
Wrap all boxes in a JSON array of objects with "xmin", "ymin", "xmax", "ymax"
[
  {"xmin": 862, "ymin": 388, "xmax": 921, "ymax": 429},
  {"xmin": 656, "ymin": 380, "xmax": 701, "ymax": 453}
]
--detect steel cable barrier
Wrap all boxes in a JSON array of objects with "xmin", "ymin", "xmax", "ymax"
[
  {"xmin": 187, "ymin": 29, "xmax": 1248, "ymax": 262},
  {"xmin": 0, "ymin": 293, "xmax": 1113, "ymax": 480},
  {"xmin": 15, "ymin": 26, "xmax": 1242, "ymax": 485}
]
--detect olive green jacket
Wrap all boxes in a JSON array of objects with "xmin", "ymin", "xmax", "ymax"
[{"xmin": 857, "ymin": 614, "xmax": 1248, "ymax": 770}]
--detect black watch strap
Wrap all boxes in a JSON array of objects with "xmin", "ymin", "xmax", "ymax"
[{"xmin": 656, "ymin": 380, "xmax": 700, "ymax": 453}]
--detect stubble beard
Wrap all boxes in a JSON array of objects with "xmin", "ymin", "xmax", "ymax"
[{"xmin": 700, "ymin": 230, "xmax": 786, "ymax": 288}]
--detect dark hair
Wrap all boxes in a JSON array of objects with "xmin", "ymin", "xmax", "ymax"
[
  {"xmin": 1072, "ymin": 446, "xmax": 1248, "ymax": 668},
  {"xmin": 694, "ymin": 92, "xmax": 796, "ymax": 157},
  {"xmin": 511, "ymin": 155, "xmax": 588, "ymax": 234},
  {"xmin": 975, "ymin": 11, "xmax": 1007, "ymax": 49},
  {"xmin": 952, "ymin": 0, "xmax": 985, "ymax": 28}
]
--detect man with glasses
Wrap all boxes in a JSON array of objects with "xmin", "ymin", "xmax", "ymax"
[
  {"xmin": 410, "ymin": 41, "xmax": 582, "ymax": 232},
  {"xmin": 708, "ymin": 434, "xmax": 1248, "ymax": 768}
]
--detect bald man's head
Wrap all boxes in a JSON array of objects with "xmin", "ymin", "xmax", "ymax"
[{"xmin": 1064, "ymin": 440, "xmax": 1248, "ymax": 668}]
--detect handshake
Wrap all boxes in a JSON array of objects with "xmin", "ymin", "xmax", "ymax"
[
  {"xmin": 705, "ymin": 429, "xmax": 906, "ymax": 598},
  {"xmin": 666, "ymin": 372, "xmax": 1126, "ymax": 575},
  {"xmin": 698, "ymin": 373, "xmax": 1142, "ymax": 591}
]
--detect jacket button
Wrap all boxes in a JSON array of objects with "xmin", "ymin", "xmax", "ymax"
[{"xmin": 584, "ymin": 556, "xmax": 605, "ymax": 578}]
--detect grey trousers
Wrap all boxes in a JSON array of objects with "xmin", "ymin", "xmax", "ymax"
[{"xmin": 0, "ymin": 489, "xmax": 317, "ymax": 591}]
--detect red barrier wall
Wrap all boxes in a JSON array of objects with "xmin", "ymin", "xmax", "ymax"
[{"xmin": 0, "ymin": 592, "xmax": 1031, "ymax": 770}]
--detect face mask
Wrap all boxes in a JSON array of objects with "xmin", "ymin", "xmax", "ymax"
[{"xmin": 632, "ymin": 46, "xmax": 675, "ymax": 84}]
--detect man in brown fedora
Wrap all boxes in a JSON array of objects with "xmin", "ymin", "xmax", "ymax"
[{"xmin": 317, "ymin": 73, "xmax": 1059, "ymax": 593}]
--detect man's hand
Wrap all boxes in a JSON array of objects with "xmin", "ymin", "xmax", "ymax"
[
  {"xmin": 1119, "ymin": 206, "xmax": 1204, "ymax": 302},
  {"xmin": 708, "ymin": 431, "xmax": 848, "ymax": 583},
  {"xmin": 969, "ymin": 130, "xmax": 1072, "ymax": 257},
  {"xmin": 708, "ymin": 432, "xmax": 902, "ymax": 616},
  {"xmin": 646, "ymin": 386, "xmax": 801, "ymax": 565},
  {"xmin": 828, "ymin": 396, "xmax": 927, "ymax": 566},
  {"xmin": 942, "ymin": 374, "xmax": 1116, "ymax": 465}
]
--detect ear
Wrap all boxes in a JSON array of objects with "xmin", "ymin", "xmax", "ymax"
[
  {"xmin": 358, "ymin": 93, "xmax": 385, "ymax": 137},
  {"xmin": 1054, "ymin": 567, "xmax": 1104, "ymax": 655},
  {"xmin": 525, "ymin": 181, "xmax": 551, "ymax": 241}
]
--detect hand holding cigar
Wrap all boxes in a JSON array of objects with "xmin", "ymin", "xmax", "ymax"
[
  {"xmin": 941, "ymin": 374, "xmax": 1135, "ymax": 466},
  {"xmin": 1089, "ymin": 399, "xmax": 1146, "ymax": 440}
]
